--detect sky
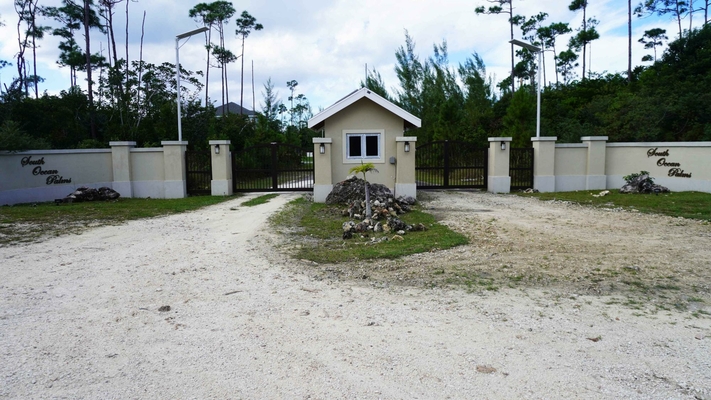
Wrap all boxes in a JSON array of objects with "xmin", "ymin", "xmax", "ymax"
[{"xmin": 0, "ymin": 0, "xmax": 701, "ymax": 114}]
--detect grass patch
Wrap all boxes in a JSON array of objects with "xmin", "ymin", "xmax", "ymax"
[
  {"xmin": 270, "ymin": 197, "xmax": 469, "ymax": 263},
  {"xmin": 0, "ymin": 195, "xmax": 237, "ymax": 246},
  {"xmin": 241, "ymin": 194, "xmax": 279, "ymax": 207},
  {"xmin": 517, "ymin": 190, "xmax": 711, "ymax": 221}
]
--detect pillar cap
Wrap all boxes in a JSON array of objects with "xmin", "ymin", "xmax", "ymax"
[
  {"xmin": 488, "ymin": 137, "xmax": 512, "ymax": 142},
  {"xmin": 209, "ymin": 140, "xmax": 231, "ymax": 145},
  {"xmin": 531, "ymin": 137, "xmax": 558, "ymax": 142},
  {"xmin": 161, "ymin": 141, "xmax": 189, "ymax": 146},
  {"xmin": 580, "ymin": 136, "xmax": 609, "ymax": 142},
  {"xmin": 109, "ymin": 141, "xmax": 136, "ymax": 147},
  {"xmin": 396, "ymin": 136, "xmax": 417, "ymax": 142},
  {"xmin": 313, "ymin": 137, "xmax": 332, "ymax": 144}
]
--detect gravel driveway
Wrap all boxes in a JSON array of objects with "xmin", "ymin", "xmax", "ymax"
[{"xmin": 1, "ymin": 192, "xmax": 710, "ymax": 399}]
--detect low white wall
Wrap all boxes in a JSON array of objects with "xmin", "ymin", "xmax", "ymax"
[
  {"xmin": 1, "ymin": 143, "xmax": 190, "ymax": 205},
  {"xmin": 0, "ymin": 149, "xmax": 113, "ymax": 205},
  {"xmin": 130, "ymin": 148, "xmax": 165, "ymax": 198},
  {"xmin": 554, "ymin": 145, "xmax": 588, "ymax": 192},
  {"xmin": 606, "ymin": 143, "xmax": 710, "ymax": 193},
  {"xmin": 544, "ymin": 140, "xmax": 711, "ymax": 194}
]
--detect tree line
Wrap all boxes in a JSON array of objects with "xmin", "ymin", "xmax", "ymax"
[
  {"xmin": 1, "ymin": 0, "xmax": 709, "ymax": 153},
  {"xmin": 363, "ymin": 0, "xmax": 710, "ymax": 147},
  {"xmin": 0, "ymin": 0, "xmax": 315, "ymax": 152}
]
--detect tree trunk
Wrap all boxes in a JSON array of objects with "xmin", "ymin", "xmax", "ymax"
[
  {"xmin": 628, "ymin": 0, "xmax": 632, "ymax": 82},
  {"xmin": 508, "ymin": 1, "xmax": 515, "ymax": 93},
  {"xmin": 84, "ymin": 0, "xmax": 97, "ymax": 140},
  {"xmin": 240, "ymin": 36, "xmax": 245, "ymax": 114},
  {"xmin": 581, "ymin": 5, "xmax": 587, "ymax": 80},
  {"xmin": 364, "ymin": 181, "xmax": 372, "ymax": 218}
]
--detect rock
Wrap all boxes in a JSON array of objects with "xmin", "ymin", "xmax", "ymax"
[
  {"xmin": 392, "ymin": 235, "xmax": 404, "ymax": 241},
  {"xmin": 620, "ymin": 174, "xmax": 669, "ymax": 194},
  {"xmin": 56, "ymin": 186, "xmax": 120, "ymax": 204},
  {"xmin": 158, "ymin": 305, "xmax": 171, "ymax": 312},
  {"xmin": 396, "ymin": 230, "xmax": 405, "ymax": 235},
  {"xmin": 397, "ymin": 196, "xmax": 416, "ymax": 205},
  {"xmin": 476, "ymin": 365, "xmax": 497, "ymax": 374},
  {"xmin": 374, "ymin": 222, "xmax": 383, "ymax": 233},
  {"xmin": 411, "ymin": 223, "xmax": 428, "ymax": 232},
  {"xmin": 342, "ymin": 221, "xmax": 355, "ymax": 232},
  {"xmin": 388, "ymin": 217, "xmax": 407, "ymax": 232},
  {"xmin": 343, "ymin": 230, "xmax": 353, "ymax": 239},
  {"xmin": 326, "ymin": 176, "xmax": 393, "ymax": 205}
]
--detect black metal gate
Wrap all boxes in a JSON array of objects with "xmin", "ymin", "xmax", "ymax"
[
  {"xmin": 510, "ymin": 148, "xmax": 534, "ymax": 190},
  {"xmin": 185, "ymin": 151, "xmax": 212, "ymax": 195},
  {"xmin": 416, "ymin": 141, "xmax": 488, "ymax": 189},
  {"xmin": 232, "ymin": 142, "xmax": 314, "ymax": 192}
]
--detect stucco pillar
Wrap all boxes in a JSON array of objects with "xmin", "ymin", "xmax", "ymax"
[
  {"xmin": 110, "ymin": 141, "xmax": 135, "ymax": 198},
  {"xmin": 531, "ymin": 137, "xmax": 558, "ymax": 192},
  {"xmin": 161, "ymin": 141, "xmax": 188, "ymax": 199},
  {"xmin": 582, "ymin": 136, "xmax": 608, "ymax": 190},
  {"xmin": 395, "ymin": 136, "xmax": 417, "ymax": 199},
  {"xmin": 488, "ymin": 137, "xmax": 512, "ymax": 193},
  {"xmin": 313, "ymin": 138, "xmax": 333, "ymax": 203},
  {"xmin": 209, "ymin": 140, "xmax": 232, "ymax": 196}
]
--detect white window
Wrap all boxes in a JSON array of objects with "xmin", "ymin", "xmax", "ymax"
[{"xmin": 345, "ymin": 132, "xmax": 382, "ymax": 161}]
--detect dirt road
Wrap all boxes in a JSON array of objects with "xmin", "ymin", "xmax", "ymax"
[{"xmin": 1, "ymin": 192, "xmax": 709, "ymax": 399}]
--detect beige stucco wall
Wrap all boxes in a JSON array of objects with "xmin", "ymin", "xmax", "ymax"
[
  {"xmin": 1, "ymin": 142, "xmax": 191, "ymax": 205},
  {"xmin": 130, "ymin": 148, "xmax": 166, "ymax": 198},
  {"xmin": 606, "ymin": 143, "xmax": 711, "ymax": 192},
  {"xmin": 554, "ymin": 145, "xmax": 588, "ymax": 192},
  {"xmin": 0, "ymin": 150, "xmax": 113, "ymax": 205},
  {"xmin": 323, "ymin": 98, "xmax": 403, "ymax": 190}
]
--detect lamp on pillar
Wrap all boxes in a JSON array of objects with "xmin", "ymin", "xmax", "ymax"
[
  {"xmin": 509, "ymin": 39, "xmax": 542, "ymax": 139},
  {"xmin": 176, "ymin": 27, "xmax": 209, "ymax": 142},
  {"xmin": 214, "ymin": 144, "xmax": 220, "ymax": 154},
  {"xmin": 404, "ymin": 141, "xmax": 410, "ymax": 152},
  {"xmin": 319, "ymin": 143, "xmax": 325, "ymax": 154},
  {"xmin": 501, "ymin": 141, "xmax": 506, "ymax": 150}
]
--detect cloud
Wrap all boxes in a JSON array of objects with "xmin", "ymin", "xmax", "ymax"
[{"xmin": 0, "ymin": 0, "xmax": 702, "ymax": 113}]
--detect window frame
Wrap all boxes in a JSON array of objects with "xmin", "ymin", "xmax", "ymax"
[{"xmin": 342, "ymin": 129, "xmax": 385, "ymax": 164}]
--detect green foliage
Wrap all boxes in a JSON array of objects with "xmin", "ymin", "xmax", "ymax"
[
  {"xmin": 518, "ymin": 190, "xmax": 711, "ymax": 221},
  {"xmin": 0, "ymin": 196, "xmax": 236, "ymax": 246},
  {"xmin": 623, "ymin": 171, "xmax": 654, "ymax": 185},
  {"xmin": 270, "ymin": 199, "xmax": 469, "ymax": 263},
  {"xmin": 348, "ymin": 162, "xmax": 378, "ymax": 182},
  {"xmin": 0, "ymin": 120, "xmax": 50, "ymax": 151},
  {"xmin": 241, "ymin": 194, "xmax": 279, "ymax": 207}
]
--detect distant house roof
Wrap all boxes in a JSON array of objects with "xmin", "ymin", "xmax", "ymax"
[
  {"xmin": 215, "ymin": 102, "xmax": 256, "ymax": 117},
  {"xmin": 307, "ymin": 87, "xmax": 421, "ymax": 131}
]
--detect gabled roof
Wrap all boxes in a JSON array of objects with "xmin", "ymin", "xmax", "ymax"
[
  {"xmin": 308, "ymin": 87, "xmax": 421, "ymax": 130},
  {"xmin": 215, "ymin": 102, "xmax": 255, "ymax": 117}
]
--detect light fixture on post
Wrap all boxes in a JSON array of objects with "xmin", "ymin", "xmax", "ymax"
[
  {"xmin": 501, "ymin": 141, "xmax": 506, "ymax": 150},
  {"xmin": 509, "ymin": 39, "xmax": 542, "ymax": 139},
  {"xmin": 319, "ymin": 143, "xmax": 325, "ymax": 154},
  {"xmin": 176, "ymin": 26, "xmax": 209, "ymax": 142},
  {"xmin": 214, "ymin": 144, "xmax": 220, "ymax": 154},
  {"xmin": 404, "ymin": 141, "xmax": 410, "ymax": 152}
]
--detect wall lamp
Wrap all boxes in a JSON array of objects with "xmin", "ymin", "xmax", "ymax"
[
  {"xmin": 404, "ymin": 141, "xmax": 410, "ymax": 152},
  {"xmin": 319, "ymin": 143, "xmax": 325, "ymax": 154},
  {"xmin": 501, "ymin": 141, "xmax": 506, "ymax": 150},
  {"xmin": 215, "ymin": 144, "xmax": 220, "ymax": 154}
]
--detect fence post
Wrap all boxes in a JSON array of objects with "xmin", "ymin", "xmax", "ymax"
[
  {"xmin": 531, "ymin": 137, "xmax": 558, "ymax": 192},
  {"xmin": 581, "ymin": 136, "xmax": 608, "ymax": 190},
  {"xmin": 313, "ymin": 138, "xmax": 333, "ymax": 202},
  {"xmin": 395, "ymin": 136, "xmax": 417, "ymax": 199},
  {"xmin": 110, "ymin": 141, "xmax": 136, "ymax": 198},
  {"xmin": 209, "ymin": 140, "xmax": 232, "ymax": 196},
  {"xmin": 161, "ymin": 141, "xmax": 188, "ymax": 198},
  {"xmin": 487, "ymin": 137, "xmax": 512, "ymax": 193}
]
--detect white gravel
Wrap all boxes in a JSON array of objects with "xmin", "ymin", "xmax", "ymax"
[{"xmin": 1, "ymin": 193, "xmax": 710, "ymax": 399}]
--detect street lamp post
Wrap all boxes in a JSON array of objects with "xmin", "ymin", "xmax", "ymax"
[
  {"xmin": 175, "ymin": 27, "xmax": 209, "ymax": 142},
  {"xmin": 510, "ymin": 39, "xmax": 542, "ymax": 138}
]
